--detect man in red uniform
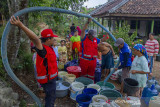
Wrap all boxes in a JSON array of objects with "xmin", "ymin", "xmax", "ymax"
[
  {"xmin": 79, "ymin": 18, "xmax": 108, "ymax": 80},
  {"xmin": 10, "ymin": 16, "xmax": 58, "ymax": 107}
]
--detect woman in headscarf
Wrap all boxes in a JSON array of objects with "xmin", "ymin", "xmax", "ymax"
[
  {"xmin": 76, "ymin": 26, "xmax": 81, "ymax": 36},
  {"xmin": 130, "ymin": 44, "xmax": 150, "ymax": 97}
]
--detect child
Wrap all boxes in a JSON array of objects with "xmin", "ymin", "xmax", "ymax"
[
  {"xmin": 70, "ymin": 29, "xmax": 81, "ymax": 59},
  {"xmin": 98, "ymin": 42, "xmax": 116, "ymax": 80},
  {"xmin": 130, "ymin": 44, "xmax": 150, "ymax": 97},
  {"xmin": 52, "ymin": 39, "xmax": 59, "ymax": 65},
  {"xmin": 58, "ymin": 40, "xmax": 67, "ymax": 70},
  {"xmin": 66, "ymin": 37, "xmax": 72, "ymax": 61}
]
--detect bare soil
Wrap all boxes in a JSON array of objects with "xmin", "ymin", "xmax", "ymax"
[{"xmin": 10, "ymin": 61, "xmax": 160, "ymax": 106}]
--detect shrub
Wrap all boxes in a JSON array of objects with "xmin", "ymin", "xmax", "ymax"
[{"xmin": 98, "ymin": 23, "xmax": 143, "ymax": 54}]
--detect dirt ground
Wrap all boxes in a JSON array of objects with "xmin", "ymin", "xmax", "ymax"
[{"xmin": 10, "ymin": 61, "xmax": 160, "ymax": 107}]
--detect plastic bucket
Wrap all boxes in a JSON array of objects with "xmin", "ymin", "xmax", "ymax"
[
  {"xmin": 123, "ymin": 78, "xmax": 139, "ymax": 96},
  {"xmin": 92, "ymin": 95, "xmax": 108, "ymax": 106},
  {"xmin": 56, "ymin": 81, "xmax": 70, "ymax": 97},
  {"xmin": 100, "ymin": 89, "xmax": 122, "ymax": 101},
  {"xmin": 96, "ymin": 81, "xmax": 115, "ymax": 90},
  {"xmin": 70, "ymin": 82, "xmax": 84, "ymax": 100},
  {"xmin": 58, "ymin": 71, "xmax": 68, "ymax": 81},
  {"xmin": 76, "ymin": 94, "xmax": 92, "ymax": 107},
  {"xmin": 83, "ymin": 88, "xmax": 98, "ymax": 98},
  {"xmin": 64, "ymin": 74, "xmax": 76, "ymax": 84},
  {"xmin": 67, "ymin": 66, "xmax": 81, "ymax": 78},
  {"xmin": 75, "ymin": 77, "xmax": 94, "ymax": 88},
  {"xmin": 87, "ymin": 84, "xmax": 101, "ymax": 92}
]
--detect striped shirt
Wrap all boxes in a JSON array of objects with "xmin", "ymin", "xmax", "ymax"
[{"xmin": 145, "ymin": 39, "xmax": 159, "ymax": 56}]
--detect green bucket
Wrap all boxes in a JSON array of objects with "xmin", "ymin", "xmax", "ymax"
[
  {"xmin": 100, "ymin": 89, "xmax": 122, "ymax": 100},
  {"xmin": 96, "ymin": 81, "xmax": 115, "ymax": 90},
  {"xmin": 75, "ymin": 77, "xmax": 94, "ymax": 88}
]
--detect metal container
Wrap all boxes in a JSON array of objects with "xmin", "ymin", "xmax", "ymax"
[{"xmin": 56, "ymin": 80, "xmax": 70, "ymax": 97}]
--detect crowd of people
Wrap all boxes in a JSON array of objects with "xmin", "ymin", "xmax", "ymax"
[{"xmin": 10, "ymin": 16, "xmax": 159, "ymax": 107}]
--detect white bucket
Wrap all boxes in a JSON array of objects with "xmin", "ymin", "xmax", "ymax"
[
  {"xmin": 58, "ymin": 71, "xmax": 68, "ymax": 81},
  {"xmin": 70, "ymin": 82, "xmax": 84, "ymax": 100},
  {"xmin": 87, "ymin": 84, "xmax": 101, "ymax": 92},
  {"xmin": 64, "ymin": 74, "xmax": 76, "ymax": 84},
  {"xmin": 92, "ymin": 95, "xmax": 108, "ymax": 106},
  {"xmin": 149, "ymin": 96, "xmax": 160, "ymax": 107}
]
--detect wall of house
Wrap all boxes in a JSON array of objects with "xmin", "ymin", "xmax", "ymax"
[{"xmin": 128, "ymin": 20, "xmax": 147, "ymax": 37}]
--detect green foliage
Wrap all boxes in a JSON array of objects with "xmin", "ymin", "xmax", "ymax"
[
  {"xmin": 15, "ymin": 46, "xmax": 34, "ymax": 73},
  {"xmin": 0, "ymin": 0, "xmax": 9, "ymax": 19},
  {"xmin": 19, "ymin": 100, "xmax": 27, "ymax": 107},
  {"xmin": 0, "ymin": 26, "xmax": 7, "ymax": 80},
  {"xmin": 98, "ymin": 23, "xmax": 143, "ymax": 54}
]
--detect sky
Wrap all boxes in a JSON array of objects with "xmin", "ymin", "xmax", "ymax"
[{"xmin": 83, "ymin": 0, "xmax": 108, "ymax": 8}]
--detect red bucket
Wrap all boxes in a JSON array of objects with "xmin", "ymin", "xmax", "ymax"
[{"xmin": 67, "ymin": 66, "xmax": 81, "ymax": 78}]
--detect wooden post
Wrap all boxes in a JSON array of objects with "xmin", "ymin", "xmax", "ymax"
[
  {"xmin": 97, "ymin": 18, "xmax": 99, "ymax": 34},
  {"xmin": 151, "ymin": 20, "xmax": 154, "ymax": 33},
  {"xmin": 136, "ymin": 20, "xmax": 138, "ymax": 36},
  {"xmin": 102, "ymin": 18, "xmax": 104, "ymax": 33},
  {"xmin": 119, "ymin": 20, "xmax": 122, "ymax": 31},
  {"xmin": 109, "ymin": 18, "xmax": 111, "ymax": 31}
]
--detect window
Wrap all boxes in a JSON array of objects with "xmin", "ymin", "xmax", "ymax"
[{"xmin": 130, "ymin": 20, "xmax": 140, "ymax": 29}]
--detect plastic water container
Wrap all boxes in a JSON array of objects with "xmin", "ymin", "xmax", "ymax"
[
  {"xmin": 142, "ymin": 84, "xmax": 159, "ymax": 105},
  {"xmin": 123, "ymin": 78, "xmax": 139, "ymax": 96},
  {"xmin": 147, "ymin": 77, "xmax": 157, "ymax": 86},
  {"xmin": 58, "ymin": 71, "xmax": 68, "ymax": 80},
  {"xmin": 126, "ymin": 96, "xmax": 141, "ymax": 107},
  {"xmin": 64, "ymin": 74, "xmax": 76, "ymax": 83},
  {"xmin": 95, "ymin": 67, "xmax": 101, "ymax": 83},
  {"xmin": 87, "ymin": 84, "xmax": 101, "ymax": 92},
  {"xmin": 100, "ymin": 89, "xmax": 122, "ymax": 101},
  {"xmin": 75, "ymin": 77, "xmax": 94, "ymax": 88},
  {"xmin": 96, "ymin": 81, "xmax": 115, "ymax": 90},
  {"xmin": 76, "ymin": 94, "xmax": 92, "ymax": 107},
  {"xmin": 92, "ymin": 95, "xmax": 108, "ymax": 106},
  {"xmin": 67, "ymin": 66, "xmax": 81, "ymax": 78},
  {"xmin": 149, "ymin": 96, "xmax": 160, "ymax": 107},
  {"xmin": 70, "ymin": 82, "xmax": 84, "ymax": 100},
  {"xmin": 83, "ymin": 88, "xmax": 98, "ymax": 98}
]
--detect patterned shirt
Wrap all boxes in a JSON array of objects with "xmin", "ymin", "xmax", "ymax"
[{"xmin": 145, "ymin": 39, "xmax": 159, "ymax": 56}]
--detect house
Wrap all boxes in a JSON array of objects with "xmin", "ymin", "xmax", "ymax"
[{"xmin": 90, "ymin": 0, "xmax": 160, "ymax": 40}]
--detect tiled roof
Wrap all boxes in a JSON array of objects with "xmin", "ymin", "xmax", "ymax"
[
  {"xmin": 91, "ymin": 0, "xmax": 160, "ymax": 17},
  {"xmin": 114, "ymin": 0, "xmax": 160, "ymax": 15}
]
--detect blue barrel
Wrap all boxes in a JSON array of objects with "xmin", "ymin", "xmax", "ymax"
[
  {"xmin": 76, "ymin": 94, "xmax": 92, "ymax": 107},
  {"xmin": 83, "ymin": 88, "xmax": 98, "ymax": 98}
]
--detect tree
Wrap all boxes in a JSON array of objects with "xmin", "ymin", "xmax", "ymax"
[{"xmin": 7, "ymin": 0, "xmax": 30, "ymax": 66}]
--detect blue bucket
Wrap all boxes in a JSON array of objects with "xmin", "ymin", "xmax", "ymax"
[
  {"xmin": 83, "ymin": 88, "xmax": 98, "ymax": 98},
  {"xmin": 76, "ymin": 94, "xmax": 92, "ymax": 107}
]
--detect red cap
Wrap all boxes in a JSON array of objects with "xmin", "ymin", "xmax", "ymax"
[{"xmin": 41, "ymin": 29, "xmax": 58, "ymax": 38}]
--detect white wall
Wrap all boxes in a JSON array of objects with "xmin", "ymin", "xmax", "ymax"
[{"xmin": 129, "ymin": 20, "xmax": 146, "ymax": 37}]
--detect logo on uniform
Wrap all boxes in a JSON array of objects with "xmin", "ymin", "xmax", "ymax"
[
  {"xmin": 47, "ymin": 34, "xmax": 51, "ymax": 36},
  {"xmin": 94, "ymin": 40, "xmax": 97, "ymax": 42}
]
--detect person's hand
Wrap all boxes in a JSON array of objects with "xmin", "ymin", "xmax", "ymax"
[
  {"xmin": 115, "ymin": 68, "xmax": 118, "ymax": 71},
  {"xmin": 149, "ymin": 73, "xmax": 153, "ymax": 76},
  {"xmin": 131, "ymin": 70, "xmax": 137, "ymax": 74},
  {"xmin": 10, "ymin": 16, "xmax": 22, "ymax": 27}
]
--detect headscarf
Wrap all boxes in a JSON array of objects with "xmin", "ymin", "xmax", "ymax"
[
  {"xmin": 76, "ymin": 26, "xmax": 81, "ymax": 36},
  {"xmin": 133, "ymin": 44, "xmax": 148, "ymax": 61}
]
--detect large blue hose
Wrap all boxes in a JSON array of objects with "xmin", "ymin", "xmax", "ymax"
[{"xmin": 1, "ymin": 7, "xmax": 119, "ymax": 106}]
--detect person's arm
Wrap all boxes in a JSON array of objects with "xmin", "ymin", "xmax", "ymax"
[
  {"xmin": 10, "ymin": 16, "xmax": 43, "ymax": 50},
  {"xmin": 81, "ymin": 18, "xmax": 92, "ymax": 40},
  {"xmin": 70, "ymin": 41, "xmax": 73, "ymax": 52},
  {"xmin": 131, "ymin": 70, "xmax": 150, "ymax": 74},
  {"xmin": 103, "ymin": 42, "xmax": 115, "ymax": 56},
  {"xmin": 154, "ymin": 40, "xmax": 159, "ymax": 58},
  {"xmin": 118, "ymin": 52, "xmax": 130, "ymax": 69}
]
